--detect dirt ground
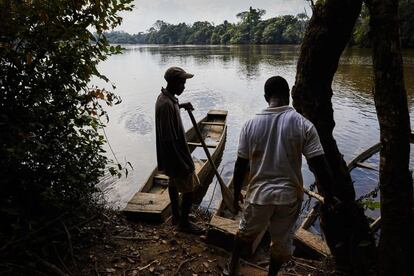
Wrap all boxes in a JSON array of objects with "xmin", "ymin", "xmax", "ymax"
[{"xmin": 72, "ymin": 210, "xmax": 337, "ymax": 276}]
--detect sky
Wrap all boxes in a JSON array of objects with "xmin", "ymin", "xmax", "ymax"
[{"xmin": 117, "ymin": 0, "xmax": 312, "ymax": 33}]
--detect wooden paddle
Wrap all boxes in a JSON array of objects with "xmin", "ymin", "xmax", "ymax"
[{"xmin": 187, "ymin": 109, "xmax": 237, "ymax": 215}]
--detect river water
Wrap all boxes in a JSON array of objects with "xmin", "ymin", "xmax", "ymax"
[{"xmin": 93, "ymin": 45, "xmax": 414, "ymax": 215}]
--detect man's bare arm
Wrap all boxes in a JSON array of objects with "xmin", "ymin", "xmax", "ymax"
[
  {"xmin": 233, "ymin": 156, "xmax": 249, "ymax": 211},
  {"xmin": 307, "ymin": 154, "xmax": 337, "ymax": 205}
]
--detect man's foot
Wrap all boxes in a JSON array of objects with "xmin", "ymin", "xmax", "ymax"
[{"xmin": 177, "ymin": 221, "xmax": 205, "ymax": 235}]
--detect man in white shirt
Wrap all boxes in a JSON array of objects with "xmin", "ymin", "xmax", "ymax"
[{"xmin": 226, "ymin": 76, "xmax": 336, "ymax": 275}]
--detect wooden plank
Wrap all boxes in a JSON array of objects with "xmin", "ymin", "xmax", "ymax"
[
  {"xmin": 200, "ymin": 121, "xmax": 225, "ymax": 126},
  {"xmin": 187, "ymin": 142, "xmax": 217, "ymax": 148},
  {"xmin": 294, "ymin": 228, "xmax": 331, "ymax": 259},
  {"xmin": 208, "ymin": 109, "xmax": 228, "ymax": 116},
  {"xmin": 124, "ymin": 192, "xmax": 170, "ymax": 213},
  {"xmin": 355, "ymin": 162, "xmax": 378, "ymax": 171},
  {"xmin": 300, "ymin": 207, "xmax": 319, "ymax": 229},
  {"xmin": 208, "ymin": 209, "xmax": 265, "ymax": 254},
  {"xmin": 370, "ymin": 216, "xmax": 381, "ymax": 232},
  {"xmin": 154, "ymin": 173, "xmax": 169, "ymax": 180},
  {"xmin": 347, "ymin": 142, "xmax": 381, "ymax": 170},
  {"xmin": 123, "ymin": 192, "xmax": 171, "ymax": 223},
  {"xmin": 210, "ymin": 215, "xmax": 239, "ymax": 235}
]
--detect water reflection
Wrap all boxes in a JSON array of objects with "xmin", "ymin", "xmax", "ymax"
[
  {"xmin": 136, "ymin": 45, "xmax": 300, "ymax": 79},
  {"xmin": 95, "ymin": 45, "xmax": 414, "ymax": 210}
]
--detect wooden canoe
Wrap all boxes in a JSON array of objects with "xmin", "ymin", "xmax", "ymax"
[
  {"xmin": 123, "ymin": 109, "xmax": 228, "ymax": 222},
  {"xmin": 206, "ymin": 177, "xmax": 266, "ymax": 255},
  {"xmin": 293, "ymin": 132, "xmax": 414, "ymax": 259}
]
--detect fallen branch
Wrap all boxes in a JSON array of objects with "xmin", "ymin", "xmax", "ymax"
[
  {"xmin": 61, "ymin": 221, "xmax": 77, "ymax": 270},
  {"xmin": 94, "ymin": 261, "xmax": 100, "ymax": 276},
  {"xmin": 293, "ymin": 258, "xmax": 326, "ymax": 272},
  {"xmin": 138, "ymin": 260, "xmax": 158, "ymax": 271},
  {"xmin": 94, "ymin": 262, "xmax": 101, "ymax": 276},
  {"xmin": 53, "ymin": 244, "xmax": 71, "ymax": 275},
  {"xmin": 112, "ymin": 236, "xmax": 151, "ymax": 241},
  {"xmin": 304, "ymin": 188, "xmax": 325, "ymax": 203},
  {"xmin": 0, "ymin": 262, "xmax": 48, "ymax": 276},
  {"xmin": 174, "ymin": 257, "xmax": 196, "ymax": 275},
  {"xmin": 120, "ymin": 254, "xmax": 140, "ymax": 260},
  {"xmin": 28, "ymin": 252, "xmax": 69, "ymax": 276},
  {"xmin": 240, "ymin": 259, "xmax": 267, "ymax": 271},
  {"xmin": 158, "ymin": 248, "xmax": 177, "ymax": 254},
  {"xmin": 1, "ymin": 213, "xmax": 67, "ymax": 252}
]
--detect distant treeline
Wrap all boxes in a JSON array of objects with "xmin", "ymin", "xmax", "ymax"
[
  {"xmin": 105, "ymin": 7, "xmax": 308, "ymax": 45},
  {"xmin": 105, "ymin": 4, "xmax": 414, "ymax": 47}
]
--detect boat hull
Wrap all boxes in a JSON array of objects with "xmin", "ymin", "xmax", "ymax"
[{"xmin": 123, "ymin": 110, "xmax": 228, "ymax": 222}]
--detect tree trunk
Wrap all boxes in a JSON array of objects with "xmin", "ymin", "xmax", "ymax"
[
  {"xmin": 292, "ymin": 0, "xmax": 362, "ymax": 202},
  {"xmin": 366, "ymin": 0, "xmax": 413, "ymax": 275},
  {"xmin": 292, "ymin": 0, "xmax": 375, "ymax": 273}
]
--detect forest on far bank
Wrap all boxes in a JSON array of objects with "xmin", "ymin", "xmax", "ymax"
[{"xmin": 104, "ymin": 3, "xmax": 414, "ymax": 47}]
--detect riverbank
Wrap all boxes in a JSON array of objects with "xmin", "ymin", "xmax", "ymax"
[{"xmin": 71, "ymin": 209, "xmax": 340, "ymax": 275}]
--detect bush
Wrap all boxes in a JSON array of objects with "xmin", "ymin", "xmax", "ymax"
[{"xmin": 0, "ymin": 0, "xmax": 133, "ymax": 273}]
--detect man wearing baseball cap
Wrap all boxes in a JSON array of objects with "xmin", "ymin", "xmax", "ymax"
[{"xmin": 155, "ymin": 66, "xmax": 204, "ymax": 234}]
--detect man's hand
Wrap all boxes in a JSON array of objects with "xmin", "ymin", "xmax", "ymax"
[
  {"xmin": 179, "ymin": 102, "xmax": 194, "ymax": 111},
  {"xmin": 233, "ymin": 192, "xmax": 244, "ymax": 213}
]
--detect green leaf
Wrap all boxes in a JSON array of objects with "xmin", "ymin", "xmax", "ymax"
[{"xmin": 360, "ymin": 199, "xmax": 381, "ymax": 210}]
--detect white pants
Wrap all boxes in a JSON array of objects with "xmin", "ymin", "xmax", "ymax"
[{"xmin": 238, "ymin": 201, "xmax": 301, "ymax": 261}]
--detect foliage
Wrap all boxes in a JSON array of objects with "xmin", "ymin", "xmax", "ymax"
[
  {"xmin": 0, "ymin": 0, "xmax": 133, "ymax": 272},
  {"xmin": 104, "ymin": 7, "xmax": 309, "ymax": 45},
  {"xmin": 399, "ymin": 0, "xmax": 414, "ymax": 48},
  {"xmin": 360, "ymin": 199, "xmax": 381, "ymax": 211},
  {"xmin": 104, "ymin": 3, "xmax": 414, "ymax": 48},
  {"xmin": 351, "ymin": 0, "xmax": 414, "ymax": 48}
]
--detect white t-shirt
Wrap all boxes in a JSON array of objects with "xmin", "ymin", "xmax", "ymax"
[{"xmin": 238, "ymin": 106, "xmax": 324, "ymax": 205}]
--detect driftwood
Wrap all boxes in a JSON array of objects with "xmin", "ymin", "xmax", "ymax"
[
  {"xmin": 174, "ymin": 257, "xmax": 196, "ymax": 275},
  {"xmin": 112, "ymin": 235, "xmax": 152, "ymax": 241},
  {"xmin": 138, "ymin": 260, "xmax": 158, "ymax": 271},
  {"xmin": 295, "ymin": 133, "xmax": 414, "ymax": 258},
  {"xmin": 26, "ymin": 251, "xmax": 69, "ymax": 276}
]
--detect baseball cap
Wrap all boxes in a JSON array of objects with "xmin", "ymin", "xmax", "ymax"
[{"xmin": 164, "ymin": 66, "xmax": 194, "ymax": 82}]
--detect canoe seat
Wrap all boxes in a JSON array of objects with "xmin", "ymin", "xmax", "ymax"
[
  {"xmin": 123, "ymin": 192, "xmax": 171, "ymax": 222},
  {"xmin": 210, "ymin": 215, "xmax": 239, "ymax": 235},
  {"xmin": 154, "ymin": 173, "xmax": 169, "ymax": 180},
  {"xmin": 200, "ymin": 122, "xmax": 225, "ymax": 126},
  {"xmin": 293, "ymin": 228, "xmax": 331, "ymax": 258},
  {"xmin": 153, "ymin": 173, "xmax": 169, "ymax": 187},
  {"xmin": 187, "ymin": 142, "xmax": 217, "ymax": 148},
  {"xmin": 208, "ymin": 110, "xmax": 228, "ymax": 116}
]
